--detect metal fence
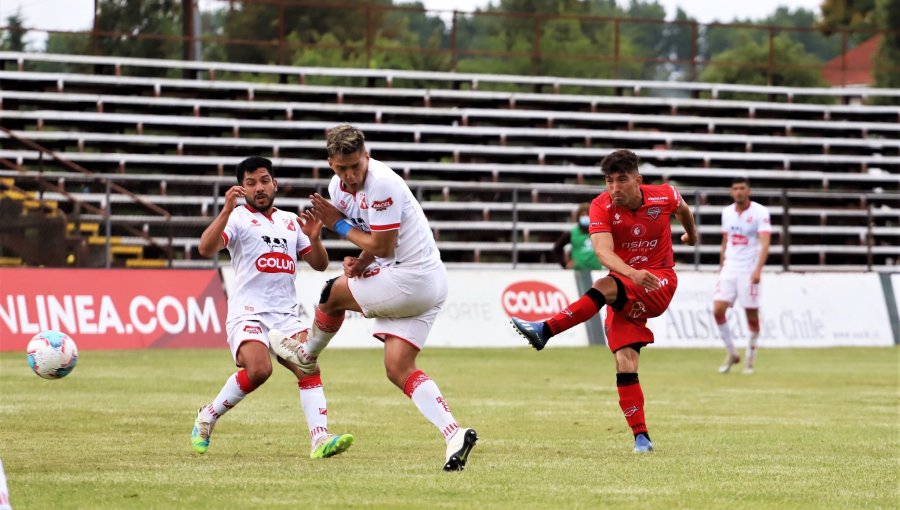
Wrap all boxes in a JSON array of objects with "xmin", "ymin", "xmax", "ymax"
[{"xmin": 1, "ymin": 0, "xmax": 897, "ymax": 87}]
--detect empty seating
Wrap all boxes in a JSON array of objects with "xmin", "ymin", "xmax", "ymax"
[{"xmin": 0, "ymin": 51, "xmax": 897, "ymax": 268}]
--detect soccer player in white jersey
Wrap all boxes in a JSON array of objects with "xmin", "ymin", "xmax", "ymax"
[
  {"xmin": 272, "ymin": 124, "xmax": 478, "ymax": 471},
  {"xmin": 714, "ymin": 177, "xmax": 772, "ymax": 374},
  {"xmin": 190, "ymin": 156, "xmax": 353, "ymax": 459}
]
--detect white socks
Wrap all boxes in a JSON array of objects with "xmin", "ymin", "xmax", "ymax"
[
  {"xmin": 206, "ymin": 369, "xmax": 256, "ymax": 420},
  {"xmin": 717, "ymin": 322, "xmax": 737, "ymax": 357},
  {"xmin": 299, "ymin": 374, "xmax": 328, "ymax": 446},
  {"xmin": 403, "ymin": 370, "xmax": 459, "ymax": 443},
  {"xmin": 746, "ymin": 331, "xmax": 759, "ymax": 368}
]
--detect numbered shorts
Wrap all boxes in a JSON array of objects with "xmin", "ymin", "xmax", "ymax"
[
  {"xmin": 347, "ymin": 263, "xmax": 448, "ymax": 350},
  {"xmin": 713, "ymin": 271, "xmax": 760, "ymax": 309},
  {"xmin": 605, "ymin": 268, "xmax": 678, "ymax": 352},
  {"xmin": 226, "ymin": 312, "xmax": 309, "ymax": 366}
]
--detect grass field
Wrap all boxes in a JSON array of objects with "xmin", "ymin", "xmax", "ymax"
[{"xmin": 1, "ymin": 347, "xmax": 897, "ymax": 509}]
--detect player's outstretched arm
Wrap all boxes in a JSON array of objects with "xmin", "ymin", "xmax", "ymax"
[
  {"xmin": 198, "ymin": 185, "xmax": 244, "ymax": 258},
  {"xmin": 591, "ymin": 232, "xmax": 661, "ymax": 290},
  {"xmin": 675, "ymin": 200, "xmax": 698, "ymax": 246}
]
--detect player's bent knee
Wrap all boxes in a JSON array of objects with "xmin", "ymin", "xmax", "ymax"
[
  {"xmin": 607, "ymin": 275, "xmax": 628, "ymax": 310},
  {"xmin": 245, "ymin": 363, "xmax": 273, "ymax": 386}
]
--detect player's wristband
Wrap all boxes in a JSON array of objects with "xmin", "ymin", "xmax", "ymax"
[{"xmin": 333, "ymin": 219, "xmax": 353, "ymax": 238}]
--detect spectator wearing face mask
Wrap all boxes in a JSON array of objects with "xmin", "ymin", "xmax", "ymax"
[{"xmin": 552, "ymin": 203, "xmax": 604, "ymax": 270}]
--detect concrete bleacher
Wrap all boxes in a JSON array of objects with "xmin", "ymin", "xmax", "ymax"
[{"xmin": 0, "ymin": 51, "xmax": 898, "ymax": 269}]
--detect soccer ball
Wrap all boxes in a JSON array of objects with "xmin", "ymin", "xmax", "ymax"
[{"xmin": 26, "ymin": 331, "xmax": 79, "ymax": 380}]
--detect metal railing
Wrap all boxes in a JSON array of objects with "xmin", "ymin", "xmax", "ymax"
[
  {"xmin": 1, "ymin": 0, "xmax": 898, "ymax": 89},
  {"xmin": 0, "ymin": 128, "xmax": 174, "ymax": 267}
]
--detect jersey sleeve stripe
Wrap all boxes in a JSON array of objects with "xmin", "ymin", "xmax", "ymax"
[
  {"xmin": 370, "ymin": 223, "xmax": 400, "ymax": 231},
  {"xmin": 221, "ymin": 232, "xmax": 229, "ymax": 246},
  {"xmin": 298, "ymin": 245, "xmax": 313, "ymax": 257}
]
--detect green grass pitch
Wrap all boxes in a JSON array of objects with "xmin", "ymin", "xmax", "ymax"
[{"xmin": 1, "ymin": 347, "xmax": 897, "ymax": 509}]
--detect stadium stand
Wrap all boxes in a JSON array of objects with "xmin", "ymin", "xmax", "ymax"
[{"xmin": 0, "ymin": 51, "xmax": 897, "ymax": 270}]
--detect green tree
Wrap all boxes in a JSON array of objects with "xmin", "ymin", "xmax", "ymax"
[
  {"xmin": 1, "ymin": 11, "xmax": 26, "ymax": 51},
  {"xmin": 93, "ymin": 0, "xmax": 182, "ymax": 69},
  {"xmin": 819, "ymin": 0, "xmax": 878, "ymax": 32},
  {"xmin": 873, "ymin": 0, "xmax": 900, "ymax": 90},
  {"xmin": 700, "ymin": 33, "xmax": 830, "ymax": 100}
]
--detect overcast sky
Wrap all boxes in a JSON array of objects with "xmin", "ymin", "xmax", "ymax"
[{"xmin": 2, "ymin": 0, "xmax": 825, "ymax": 45}]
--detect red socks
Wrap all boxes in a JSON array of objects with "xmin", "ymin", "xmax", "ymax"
[
  {"xmin": 616, "ymin": 373, "xmax": 648, "ymax": 436},
  {"xmin": 546, "ymin": 288, "xmax": 605, "ymax": 335}
]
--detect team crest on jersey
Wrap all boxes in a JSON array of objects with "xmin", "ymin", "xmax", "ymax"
[
  {"xmin": 339, "ymin": 199, "xmax": 347, "ymax": 208},
  {"xmin": 630, "ymin": 224, "xmax": 646, "ymax": 237},
  {"xmin": 372, "ymin": 197, "xmax": 394, "ymax": 211},
  {"xmin": 359, "ymin": 196, "xmax": 368, "ymax": 210},
  {"xmin": 284, "ymin": 217, "xmax": 296, "ymax": 231},
  {"xmin": 647, "ymin": 206, "xmax": 661, "ymax": 219},
  {"xmin": 627, "ymin": 300, "xmax": 647, "ymax": 319}
]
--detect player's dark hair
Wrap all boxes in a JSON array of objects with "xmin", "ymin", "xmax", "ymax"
[
  {"xmin": 235, "ymin": 156, "xmax": 274, "ymax": 184},
  {"xmin": 326, "ymin": 124, "xmax": 366, "ymax": 157},
  {"xmin": 731, "ymin": 176, "xmax": 750, "ymax": 186},
  {"xmin": 600, "ymin": 149, "xmax": 640, "ymax": 176}
]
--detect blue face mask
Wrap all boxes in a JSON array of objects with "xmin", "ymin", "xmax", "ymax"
[{"xmin": 579, "ymin": 215, "xmax": 590, "ymax": 228}]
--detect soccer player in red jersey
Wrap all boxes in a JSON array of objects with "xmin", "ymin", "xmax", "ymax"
[{"xmin": 510, "ymin": 149, "xmax": 698, "ymax": 453}]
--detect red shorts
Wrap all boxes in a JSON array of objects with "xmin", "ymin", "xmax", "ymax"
[{"xmin": 604, "ymin": 268, "xmax": 678, "ymax": 352}]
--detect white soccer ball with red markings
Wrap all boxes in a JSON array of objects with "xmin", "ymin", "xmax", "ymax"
[{"xmin": 26, "ymin": 331, "xmax": 79, "ymax": 380}]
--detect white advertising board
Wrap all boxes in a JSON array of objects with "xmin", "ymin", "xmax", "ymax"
[
  {"xmin": 645, "ymin": 271, "xmax": 893, "ymax": 348},
  {"xmin": 220, "ymin": 267, "xmax": 893, "ymax": 349},
  {"xmin": 222, "ymin": 266, "xmax": 588, "ymax": 348}
]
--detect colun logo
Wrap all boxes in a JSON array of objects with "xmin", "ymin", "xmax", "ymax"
[
  {"xmin": 620, "ymin": 239, "xmax": 658, "ymax": 250},
  {"xmin": 501, "ymin": 281, "xmax": 569, "ymax": 321},
  {"xmin": 255, "ymin": 252, "xmax": 296, "ymax": 274}
]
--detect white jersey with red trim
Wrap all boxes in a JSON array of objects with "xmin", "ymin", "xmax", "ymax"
[
  {"xmin": 721, "ymin": 201, "xmax": 772, "ymax": 274},
  {"xmin": 328, "ymin": 158, "xmax": 441, "ymax": 269},
  {"xmin": 222, "ymin": 205, "xmax": 312, "ymax": 322}
]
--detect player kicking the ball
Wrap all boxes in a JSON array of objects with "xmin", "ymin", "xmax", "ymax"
[
  {"xmin": 510, "ymin": 149, "xmax": 697, "ymax": 454},
  {"xmin": 272, "ymin": 124, "xmax": 478, "ymax": 471},
  {"xmin": 191, "ymin": 156, "xmax": 353, "ymax": 459}
]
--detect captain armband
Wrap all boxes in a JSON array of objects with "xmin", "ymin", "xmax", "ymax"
[{"xmin": 333, "ymin": 219, "xmax": 353, "ymax": 238}]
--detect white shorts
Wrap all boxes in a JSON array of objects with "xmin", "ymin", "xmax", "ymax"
[
  {"xmin": 225, "ymin": 312, "xmax": 309, "ymax": 366},
  {"xmin": 713, "ymin": 272, "xmax": 761, "ymax": 309},
  {"xmin": 347, "ymin": 262, "xmax": 448, "ymax": 350}
]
